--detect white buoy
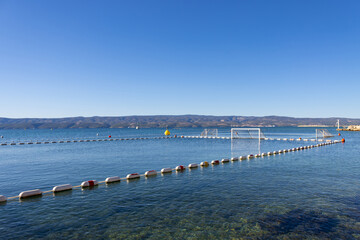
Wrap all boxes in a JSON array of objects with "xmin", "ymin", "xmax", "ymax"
[
  {"xmin": 53, "ymin": 184, "xmax": 73, "ymax": 192},
  {"xmin": 81, "ymin": 180, "xmax": 98, "ymax": 188},
  {"xmin": 188, "ymin": 163, "xmax": 198, "ymax": 168},
  {"xmin": 19, "ymin": 189, "xmax": 42, "ymax": 198},
  {"xmin": 0, "ymin": 195, "xmax": 7, "ymax": 202},
  {"xmin": 267, "ymin": 152, "xmax": 273, "ymax": 155},
  {"xmin": 278, "ymin": 150, "xmax": 283, "ymax": 153},
  {"xmin": 261, "ymin": 153, "xmax": 267, "ymax": 156},
  {"xmin": 211, "ymin": 160, "xmax": 220, "ymax": 164},
  {"xmin": 221, "ymin": 158, "xmax": 230, "ymax": 163},
  {"xmin": 127, "ymin": 173, "xmax": 140, "ymax": 179},
  {"xmin": 247, "ymin": 154, "xmax": 254, "ymax": 159},
  {"xmin": 273, "ymin": 151, "xmax": 278, "ymax": 154},
  {"xmin": 283, "ymin": 149, "xmax": 288, "ymax": 152},
  {"xmin": 161, "ymin": 168, "xmax": 173, "ymax": 173},
  {"xmin": 231, "ymin": 157, "xmax": 238, "ymax": 161},
  {"xmin": 105, "ymin": 176, "xmax": 121, "ymax": 183},
  {"xmin": 145, "ymin": 170, "xmax": 157, "ymax": 177},
  {"xmin": 175, "ymin": 165, "xmax": 185, "ymax": 171},
  {"xmin": 255, "ymin": 154, "xmax": 261, "ymax": 158}
]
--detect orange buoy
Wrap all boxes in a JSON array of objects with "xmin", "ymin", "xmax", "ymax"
[
  {"xmin": 341, "ymin": 138, "xmax": 345, "ymax": 143},
  {"xmin": 108, "ymin": 135, "xmax": 111, "ymax": 138},
  {"xmin": 338, "ymin": 133, "xmax": 341, "ymax": 136}
]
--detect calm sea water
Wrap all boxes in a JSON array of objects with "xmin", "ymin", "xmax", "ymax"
[{"xmin": 0, "ymin": 127, "xmax": 359, "ymax": 239}]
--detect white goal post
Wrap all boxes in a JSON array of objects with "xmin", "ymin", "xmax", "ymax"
[
  {"xmin": 230, "ymin": 128, "xmax": 264, "ymax": 156},
  {"xmin": 230, "ymin": 128, "xmax": 265, "ymax": 139}
]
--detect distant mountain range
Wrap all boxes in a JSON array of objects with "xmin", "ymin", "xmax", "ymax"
[{"xmin": 0, "ymin": 115, "xmax": 359, "ymax": 129}]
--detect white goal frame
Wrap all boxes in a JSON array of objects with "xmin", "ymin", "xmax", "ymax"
[
  {"xmin": 231, "ymin": 128, "xmax": 264, "ymax": 139},
  {"xmin": 230, "ymin": 128, "xmax": 263, "ymax": 155}
]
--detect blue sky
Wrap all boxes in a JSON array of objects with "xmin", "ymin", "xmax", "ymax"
[{"xmin": 0, "ymin": 0, "xmax": 359, "ymax": 118}]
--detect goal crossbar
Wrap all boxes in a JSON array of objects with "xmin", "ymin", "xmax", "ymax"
[{"xmin": 231, "ymin": 128, "xmax": 265, "ymax": 139}]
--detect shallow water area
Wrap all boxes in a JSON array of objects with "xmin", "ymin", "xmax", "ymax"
[{"xmin": 0, "ymin": 127, "xmax": 359, "ymax": 239}]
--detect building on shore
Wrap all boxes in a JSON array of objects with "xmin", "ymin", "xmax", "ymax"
[{"xmin": 338, "ymin": 125, "xmax": 360, "ymax": 131}]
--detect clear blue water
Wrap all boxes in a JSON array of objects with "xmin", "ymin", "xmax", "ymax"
[{"xmin": 0, "ymin": 127, "xmax": 359, "ymax": 239}]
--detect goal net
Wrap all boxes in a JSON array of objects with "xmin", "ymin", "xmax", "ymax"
[
  {"xmin": 316, "ymin": 129, "xmax": 334, "ymax": 140},
  {"xmin": 230, "ymin": 128, "xmax": 264, "ymax": 157},
  {"xmin": 200, "ymin": 129, "xmax": 218, "ymax": 137}
]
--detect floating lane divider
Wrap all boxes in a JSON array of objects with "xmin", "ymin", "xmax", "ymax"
[
  {"xmin": 19, "ymin": 189, "xmax": 42, "ymax": 199},
  {"xmin": 211, "ymin": 160, "xmax": 220, "ymax": 165},
  {"xmin": 127, "ymin": 173, "xmax": 141, "ymax": 179},
  {"xmin": 0, "ymin": 140, "xmax": 343, "ymax": 203},
  {"xmin": 161, "ymin": 168, "xmax": 173, "ymax": 174},
  {"xmin": 200, "ymin": 161, "xmax": 209, "ymax": 166},
  {"xmin": 182, "ymin": 136, "xmax": 334, "ymax": 143},
  {"xmin": 145, "ymin": 170, "xmax": 157, "ymax": 177},
  {"xmin": 175, "ymin": 165, "xmax": 185, "ymax": 171},
  {"xmin": 0, "ymin": 136, "xmax": 178, "ymax": 147},
  {"xmin": 188, "ymin": 163, "xmax": 198, "ymax": 168},
  {"xmin": 81, "ymin": 180, "xmax": 98, "ymax": 188},
  {"xmin": 53, "ymin": 184, "xmax": 73, "ymax": 192},
  {"xmin": 0, "ymin": 195, "xmax": 7, "ymax": 202},
  {"xmin": 105, "ymin": 176, "xmax": 121, "ymax": 183},
  {"xmin": 1, "ymin": 136, "xmax": 336, "ymax": 147}
]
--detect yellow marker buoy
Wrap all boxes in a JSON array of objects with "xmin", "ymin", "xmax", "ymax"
[{"xmin": 164, "ymin": 129, "xmax": 170, "ymax": 136}]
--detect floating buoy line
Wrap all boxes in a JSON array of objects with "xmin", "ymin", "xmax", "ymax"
[
  {"xmin": 0, "ymin": 140, "xmax": 342, "ymax": 204},
  {"xmin": 0, "ymin": 136, "xmax": 176, "ymax": 146},
  {"xmin": 0, "ymin": 135, "xmax": 336, "ymax": 147}
]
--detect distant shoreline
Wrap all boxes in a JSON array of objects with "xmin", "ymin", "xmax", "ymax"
[{"xmin": 0, "ymin": 115, "xmax": 357, "ymax": 130}]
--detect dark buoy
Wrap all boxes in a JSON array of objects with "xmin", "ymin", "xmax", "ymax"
[{"xmin": 341, "ymin": 138, "xmax": 345, "ymax": 143}]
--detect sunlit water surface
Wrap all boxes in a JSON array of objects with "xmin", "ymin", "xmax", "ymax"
[{"xmin": 0, "ymin": 127, "xmax": 359, "ymax": 239}]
